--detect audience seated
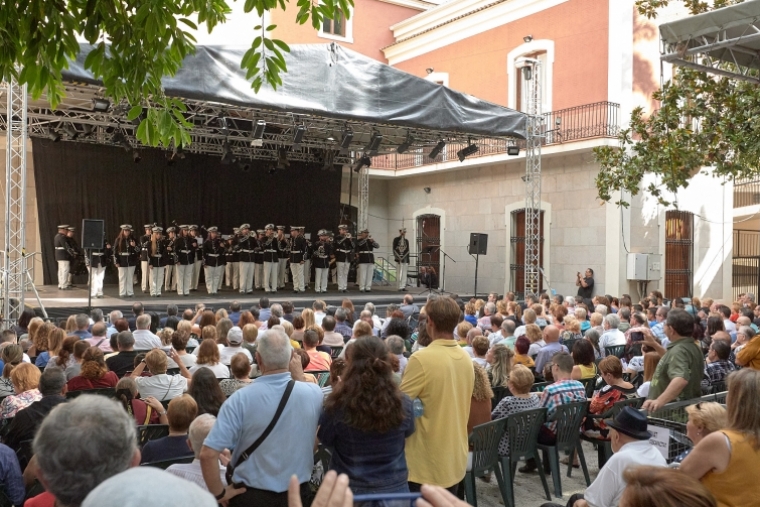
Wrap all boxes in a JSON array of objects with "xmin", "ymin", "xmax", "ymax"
[
  {"xmin": 318, "ymin": 336, "xmax": 415, "ymax": 495},
  {"xmin": 534, "ymin": 326, "xmax": 569, "ymax": 375},
  {"xmin": 140, "ymin": 394, "xmax": 197, "ymax": 464},
  {"xmin": 166, "ymin": 414, "xmax": 227, "ymax": 491},
  {"xmin": 106, "ymin": 331, "xmax": 139, "ymax": 378},
  {"xmin": 635, "ymin": 351, "xmax": 661, "ymax": 398},
  {"xmin": 303, "ymin": 329, "xmax": 332, "ymax": 372},
  {"xmin": 0, "ymin": 345, "xmax": 23, "ymax": 397},
  {"xmin": 701, "ymin": 340, "xmax": 735, "ymax": 392},
  {"xmin": 219, "ymin": 326, "xmax": 253, "ymax": 366},
  {"xmin": 471, "ymin": 336, "xmax": 489, "ymax": 368},
  {"xmin": 618, "ymin": 466, "xmax": 717, "ymax": 507},
  {"xmin": 486, "ymin": 344, "xmax": 513, "ymax": 389},
  {"xmin": 583, "ymin": 356, "xmax": 636, "ymax": 439},
  {"xmin": 513, "ymin": 336, "xmax": 535, "ymax": 368},
  {"xmin": 130, "ymin": 349, "xmax": 188, "ymax": 400},
  {"xmin": 219, "ymin": 352, "xmax": 253, "ymax": 396},
  {"xmin": 188, "ymin": 368, "xmax": 226, "ymax": 416},
  {"xmin": 570, "ymin": 339, "xmax": 598, "ymax": 380},
  {"xmin": 115, "ymin": 377, "xmax": 168, "ymax": 425},
  {"xmin": 492, "ymin": 365, "xmax": 541, "ymax": 457},
  {"xmin": 0, "ymin": 363, "xmax": 41, "ymax": 419},
  {"xmin": 189, "ymin": 339, "xmax": 230, "ymax": 379},
  {"xmin": 672, "ymin": 401, "xmax": 726, "ymax": 464},
  {"xmin": 467, "ymin": 364, "xmax": 493, "ymax": 435},
  {"xmin": 67, "ymin": 347, "xmax": 119, "ymax": 391}
]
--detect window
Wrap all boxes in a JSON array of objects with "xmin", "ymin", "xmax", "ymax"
[
  {"xmin": 514, "ymin": 51, "xmax": 548, "ymax": 113},
  {"xmin": 664, "ymin": 210, "xmax": 694, "ymax": 298},
  {"xmin": 507, "ymin": 40, "xmax": 554, "ymax": 113},
  {"xmin": 322, "ymin": 13, "xmax": 346, "ymax": 37},
  {"xmin": 510, "ymin": 209, "xmax": 544, "ymax": 296},
  {"xmin": 318, "ymin": 9, "xmax": 353, "ymax": 43}
]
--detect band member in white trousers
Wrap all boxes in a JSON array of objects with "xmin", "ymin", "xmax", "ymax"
[
  {"xmin": 113, "ymin": 225, "xmax": 138, "ymax": 297},
  {"xmin": 354, "ymin": 229, "xmax": 379, "ymax": 293},
  {"xmin": 288, "ymin": 226, "xmax": 307, "ymax": 293},
  {"xmin": 393, "ymin": 228, "xmax": 410, "ymax": 291}
]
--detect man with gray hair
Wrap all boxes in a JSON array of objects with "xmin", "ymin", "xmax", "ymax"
[
  {"xmin": 497, "ymin": 320, "xmax": 517, "ymax": 349},
  {"xmin": 5, "ymin": 367, "xmax": 67, "ymax": 453},
  {"xmin": 133, "ymin": 314, "xmax": 161, "ymax": 350},
  {"xmin": 333, "ymin": 308, "xmax": 352, "ymax": 343},
  {"xmin": 564, "ymin": 296, "xmax": 576, "ymax": 313},
  {"xmin": 71, "ymin": 313, "xmax": 92, "ymax": 339},
  {"xmin": 600, "ymin": 313, "xmax": 626, "ymax": 356},
  {"xmin": 33, "ymin": 396, "xmax": 141, "ymax": 507},
  {"xmin": 478, "ymin": 302, "xmax": 496, "ymax": 330},
  {"xmin": 386, "ymin": 335, "xmax": 408, "ymax": 375},
  {"xmin": 167, "ymin": 414, "xmax": 226, "ymax": 491},
  {"xmin": 107, "ymin": 310, "xmax": 123, "ymax": 338},
  {"xmin": 595, "ymin": 304, "xmax": 608, "ymax": 317},
  {"xmin": 201, "ymin": 329, "xmax": 322, "ymax": 506}
]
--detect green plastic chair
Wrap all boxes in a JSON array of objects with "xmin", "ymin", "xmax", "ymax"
[
  {"xmin": 499, "ymin": 407, "xmax": 551, "ymax": 507},
  {"xmin": 463, "ymin": 418, "xmax": 507, "ymax": 507},
  {"xmin": 537, "ymin": 401, "xmax": 591, "ymax": 498}
]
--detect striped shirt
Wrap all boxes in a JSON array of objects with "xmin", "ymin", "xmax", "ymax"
[{"xmin": 539, "ymin": 380, "xmax": 586, "ymax": 434}]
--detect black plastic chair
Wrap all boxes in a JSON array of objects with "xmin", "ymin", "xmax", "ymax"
[
  {"xmin": 463, "ymin": 419, "xmax": 507, "ymax": 507},
  {"xmin": 710, "ymin": 380, "xmax": 727, "ymax": 394},
  {"xmin": 166, "ymin": 368, "xmax": 180, "ymax": 376},
  {"xmin": 537, "ymin": 401, "xmax": 591, "ymax": 498},
  {"xmin": 563, "ymin": 338, "xmax": 578, "ymax": 353},
  {"xmin": 491, "ymin": 386, "xmax": 512, "ymax": 410},
  {"xmin": 140, "ymin": 455, "xmax": 194, "ymax": 469},
  {"xmin": 605, "ymin": 345, "xmax": 626, "ymax": 359},
  {"xmin": 581, "ymin": 397, "xmax": 644, "ymax": 468},
  {"xmin": 136, "ymin": 424, "xmax": 170, "ymax": 447},
  {"xmin": 530, "ymin": 382, "xmax": 549, "ymax": 393},
  {"xmin": 65, "ymin": 387, "xmax": 116, "ymax": 399},
  {"xmin": 580, "ymin": 377, "xmax": 598, "ymax": 398},
  {"xmin": 16, "ymin": 438, "xmax": 34, "ymax": 471},
  {"xmin": 0, "ymin": 489, "xmax": 12, "ymax": 507},
  {"xmin": 499, "ymin": 408, "xmax": 551, "ymax": 507},
  {"xmin": 329, "ymin": 347, "xmax": 343, "ymax": 359}
]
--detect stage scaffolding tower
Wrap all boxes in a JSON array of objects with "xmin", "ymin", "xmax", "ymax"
[
  {"xmin": 358, "ymin": 165, "xmax": 369, "ymax": 231},
  {"xmin": 521, "ymin": 58, "xmax": 543, "ymax": 298}
]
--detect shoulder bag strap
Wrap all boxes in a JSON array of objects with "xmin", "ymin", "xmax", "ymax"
[{"xmin": 231, "ymin": 379, "xmax": 295, "ymax": 469}]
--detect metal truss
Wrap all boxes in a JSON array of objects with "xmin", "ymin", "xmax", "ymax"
[
  {"xmin": 661, "ymin": 7, "xmax": 760, "ymax": 83},
  {"xmin": 2, "ymin": 80, "xmax": 29, "ymax": 327},
  {"xmin": 522, "ymin": 58, "xmax": 543, "ymax": 298},
  {"xmin": 358, "ymin": 165, "xmax": 369, "ymax": 231}
]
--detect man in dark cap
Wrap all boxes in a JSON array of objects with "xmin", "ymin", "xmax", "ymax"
[
  {"xmin": 203, "ymin": 227, "xmax": 225, "ymax": 295},
  {"xmin": 140, "ymin": 224, "xmax": 153, "ymax": 293},
  {"xmin": 354, "ymin": 229, "xmax": 379, "ymax": 292},
  {"xmin": 163, "ymin": 226, "xmax": 178, "ymax": 293},
  {"xmin": 334, "ymin": 225, "xmax": 353, "ymax": 293},
  {"xmin": 276, "ymin": 225, "xmax": 289, "ymax": 290},
  {"xmin": 113, "ymin": 225, "xmax": 139, "ymax": 297},
  {"xmin": 237, "ymin": 223, "xmax": 255, "ymax": 294},
  {"xmin": 289, "ymin": 227, "xmax": 307, "ymax": 293},
  {"xmin": 175, "ymin": 225, "xmax": 197, "ymax": 297},
  {"xmin": 393, "ymin": 227, "xmax": 410, "ymax": 292},
  {"xmin": 262, "ymin": 224, "xmax": 280, "ymax": 293},
  {"xmin": 54, "ymin": 224, "xmax": 71, "ymax": 290}
]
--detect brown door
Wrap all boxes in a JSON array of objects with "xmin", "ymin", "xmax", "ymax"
[
  {"xmin": 664, "ymin": 211, "xmax": 693, "ymax": 298},
  {"xmin": 416, "ymin": 215, "xmax": 441, "ymax": 282},
  {"xmin": 511, "ymin": 209, "xmax": 544, "ymax": 295}
]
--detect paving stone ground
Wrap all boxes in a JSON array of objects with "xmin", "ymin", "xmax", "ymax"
[{"xmin": 474, "ymin": 441, "xmax": 599, "ymax": 507}]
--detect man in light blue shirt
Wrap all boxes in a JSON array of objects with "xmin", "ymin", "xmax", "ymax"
[
  {"xmin": 200, "ymin": 329, "xmax": 323, "ymax": 507},
  {"xmin": 534, "ymin": 326, "xmax": 569, "ymax": 374}
]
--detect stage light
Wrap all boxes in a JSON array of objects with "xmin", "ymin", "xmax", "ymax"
[
  {"xmin": 397, "ymin": 133, "xmax": 414, "ymax": 154},
  {"xmin": 46, "ymin": 128, "xmax": 61, "ymax": 142},
  {"xmin": 339, "ymin": 128, "xmax": 353, "ymax": 154},
  {"xmin": 111, "ymin": 131, "xmax": 131, "ymax": 151},
  {"xmin": 251, "ymin": 120, "xmax": 266, "ymax": 147},
  {"xmin": 457, "ymin": 142, "xmax": 479, "ymax": 162},
  {"xmin": 277, "ymin": 148, "xmax": 290, "ymax": 169},
  {"xmin": 221, "ymin": 141, "xmax": 234, "ymax": 164},
  {"xmin": 132, "ymin": 150, "xmax": 141, "ymax": 163},
  {"xmin": 92, "ymin": 98, "xmax": 110, "ymax": 112},
  {"xmin": 429, "ymin": 140, "xmax": 446, "ymax": 159},
  {"xmin": 365, "ymin": 132, "xmax": 383, "ymax": 156},
  {"xmin": 292, "ymin": 125, "xmax": 306, "ymax": 150},
  {"xmin": 82, "ymin": 124, "xmax": 94, "ymax": 137},
  {"xmin": 62, "ymin": 124, "xmax": 79, "ymax": 140},
  {"xmin": 507, "ymin": 145, "xmax": 520, "ymax": 156},
  {"xmin": 523, "ymin": 35, "xmax": 533, "ymax": 43},
  {"xmin": 352, "ymin": 155, "xmax": 371, "ymax": 173}
]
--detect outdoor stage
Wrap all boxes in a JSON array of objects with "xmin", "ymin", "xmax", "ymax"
[{"xmin": 24, "ymin": 283, "xmax": 447, "ymax": 321}]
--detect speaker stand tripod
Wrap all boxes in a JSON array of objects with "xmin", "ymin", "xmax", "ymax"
[
  {"xmin": 470, "ymin": 251, "xmax": 480, "ymax": 297},
  {"xmin": 419, "ymin": 246, "xmax": 456, "ymax": 296}
]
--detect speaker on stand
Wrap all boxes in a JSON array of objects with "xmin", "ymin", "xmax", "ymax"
[
  {"xmin": 467, "ymin": 233, "xmax": 488, "ymax": 297},
  {"xmin": 82, "ymin": 219, "xmax": 105, "ymax": 311}
]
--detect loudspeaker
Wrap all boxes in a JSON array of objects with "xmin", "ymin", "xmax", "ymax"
[
  {"xmin": 81, "ymin": 219, "xmax": 105, "ymax": 249},
  {"xmin": 468, "ymin": 233, "xmax": 488, "ymax": 255}
]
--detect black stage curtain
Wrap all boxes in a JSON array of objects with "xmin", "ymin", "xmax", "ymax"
[{"xmin": 33, "ymin": 140, "xmax": 341, "ymax": 285}]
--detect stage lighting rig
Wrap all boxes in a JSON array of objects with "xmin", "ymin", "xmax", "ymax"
[
  {"xmin": 221, "ymin": 141, "xmax": 234, "ymax": 164},
  {"xmin": 292, "ymin": 125, "xmax": 306, "ymax": 150},
  {"xmin": 365, "ymin": 132, "xmax": 383, "ymax": 156},
  {"xmin": 340, "ymin": 127, "xmax": 353, "ymax": 154},
  {"xmin": 352, "ymin": 155, "xmax": 371, "ymax": 173},
  {"xmin": 92, "ymin": 98, "xmax": 111, "ymax": 112},
  {"xmin": 251, "ymin": 120, "xmax": 266, "ymax": 147},
  {"xmin": 62, "ymin": 124, "xmax": 79, "ymax": 140},
  {"xmin": 429, "ymin": 139, "xmax": 446, "ymax": 159},
  {"xmin": 46, "ymin": 128, "xmax": 61, "ymax": 142},
  {"xmin": 397, "ymin": 132, "xmax": 414, "ymax": 154},
  {"xmin": 111, "ymin": 131, "xmax": 131, "ymax": 151},
  {"xmin": 457, "ymin": 141, "xmax": 479, "ymax": 162}
]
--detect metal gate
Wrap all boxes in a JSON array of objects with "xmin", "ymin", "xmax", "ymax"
[
  {"xmin": 664, "ymin": 210, "xmax": 693, "ymax": 299},
  {"xmin": 733, "ymin": 230, "xmax": 760, "ymax": 301},
  {"xmin": 416, "ymin": 214, "xmax": 440, "ymax": 285}
]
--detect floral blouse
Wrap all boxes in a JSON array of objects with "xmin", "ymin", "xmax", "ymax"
[{"xmin": 0, "ymin": 389, "xmax": 42, "ymax": 419}]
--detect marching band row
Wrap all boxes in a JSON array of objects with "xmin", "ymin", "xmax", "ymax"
[{"xmin": 55, "ymin": 222, "xmax": 411, "ymax": 298}]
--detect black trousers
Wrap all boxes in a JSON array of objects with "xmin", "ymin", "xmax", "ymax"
[
  {"xmin": 408, "ymin": 481, "xmax": 459, "ymax": 496},
  {"xmin": 230, "ymin": 482, "xmax": 310, "ymax": 507},
  {"xmin": 540, "ymin": 493, "xmax": 584, "ymax": 507}
]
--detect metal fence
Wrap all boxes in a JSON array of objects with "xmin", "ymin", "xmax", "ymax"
[
  {"xmin": 734, "ymin": 177, "xmax": 760, "ymax": 208},
  {"xmin": 371, "ymin": 101, "xmax": 619, "ymax": 170},
  {"xmin": 733, "ymin": 229, "xmax": 760, "ymax": 301}
]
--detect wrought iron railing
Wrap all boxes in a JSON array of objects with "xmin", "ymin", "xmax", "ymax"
[
  {"xmin": 371, "ymin": 101, "xmax": 620, "ymax": 170},
  {"xmin": 733, "ymin": 177, "xmax": 760, "ymax": 208}
]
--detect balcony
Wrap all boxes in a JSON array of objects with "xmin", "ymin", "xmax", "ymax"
[
  {"xmin": 371, "ymin": 101, "xmax": 620, "ymax": 170},
  {"xmin": 734, "ymin": 177, "xmax": 760, "ymax": 209}
]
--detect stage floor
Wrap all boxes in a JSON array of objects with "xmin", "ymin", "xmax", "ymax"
[{"xmin": 24, "ymin": 283, "xmax": 439, "ymax": 320}]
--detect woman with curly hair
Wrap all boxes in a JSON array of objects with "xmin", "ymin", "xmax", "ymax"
[
  {"xmin": 30, "ymin": 322, "xmax": 55, "ymax": 366},
  {"xmin": 55, "ymin": 336, "xmax": 87, "ymax": 380},
  {"xmin": 467, "ymin": 363, "xmax": 493, "ymax": 434},
  {"xmin": 318, "ymin": 335, "xmax": 414, "ymax": 494},
  {"xmin": 0, "ymin": 345, "xmax": 23, "ymax": 397},
  {"xmin": 486, "ymin": 344, "xmax": 513, "ymax": 389},
  {"xmin": 66, "ymin": 347, "xmax": 118, "ymax": 391}
]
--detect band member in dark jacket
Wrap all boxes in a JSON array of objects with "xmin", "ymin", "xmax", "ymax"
[
  {"xmin": 355, "ymin": 229, "xmax": 379, "ymax": 293},
  {"xmin": 203, "ymin": 227, "xmax": 225, "ymax": 295},
  {"xmin": 148, "ymin": 226, "xmax": 171, "ymax": 297},
  {"xmin": 139, "ymin": 224, "xmax": 152, "ymax": 293},
  {"xmin": 312, "ymin": 229, "xmax": 334, "ymax": 294},
  {"xmin": 224, "ymin": 228, "xmax": 241, "ymax": 291},
  {"xmin": 54, "ymin": 224, "xmax": 71, "ymax": 290},
  {"xmin": 113, "ymin": 224, "xmax": 138, "ymax": 297},
  {"xmin": 163, "ymin": 227, "xmax": 179, "ymax": 292},
  {"xmin": 189, "ymin": 225, "xmax": 203, "ymax": 291},
  {"xmin": 289, "ymin": 226, "xmax": 307, "ymax": 293},
  {"xmin": 237, "ymin": 224, "xmax": 256, "ymax": 294},
  {"xmin": 393, "ymin": 228, "xmax": 410, "ymax": 292},
  {"xmin": 89, "ymin": 236, "xmax": 112, "ymax": 299},
  {"xmin": 175, "ymin": 225, "xmax": 197, "ymax": 296},
  {"xmin": 66, "ymin": 226, "xmax": 85, "ymax": 283},
  {"xmin": 334, "ymin": 224, "xmax": 353, "ymax": 293},
  {"xmin": 253, "ymin": 229, "xmax": 265, "ymax": 290},
  {"xmin": 276, "ymin": 226, "xmax": 289, "ymax": 289},
  {"xmin": 261, "ymin": 224, "xmax": 280, "ymax": 293}
]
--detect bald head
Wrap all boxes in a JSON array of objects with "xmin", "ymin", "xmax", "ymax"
[
  {"xmin": 466, "ymin": 327, "xmax": 483, "ymax": 344},
  {"xmin": 543, "ymin": 325, "xmax": 560, "ymax": 343},
  {"xmin": 737, "ymin": 316, "xmax": 751, "ymax": 328},
  {"xmin": 712, "ymin": 331, "xmax": 731, "ymax": 344}
]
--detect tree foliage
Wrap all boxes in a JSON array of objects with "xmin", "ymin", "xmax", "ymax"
[
  {"xmin": 0, "ymin": 0, "xmax": 352, "ymax": 148},
  {"xmin": 594, "ymin": 0, "xmax": 758, "ymax": 206}
]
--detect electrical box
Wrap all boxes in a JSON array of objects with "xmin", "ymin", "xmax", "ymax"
[{"xmin": 626, "ymin": 253, "xmax": 662, "ymax": 281}]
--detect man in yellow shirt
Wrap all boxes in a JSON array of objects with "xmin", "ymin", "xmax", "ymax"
[{"xmin": 401, "ymin": 297, "xmax": 474, "ymax": 494}]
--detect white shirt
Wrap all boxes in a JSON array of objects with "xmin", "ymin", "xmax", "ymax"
[
  {"xmin": 599, "ymin": 329, "xmax": 626, "ymax": 354},
  {"xmin": 166, "ymin": 459, "xmax": 226, "ymax": 491},
  {"xmin": 528, "ymin": 340, "xmax": 546, "ymax": 357},
  {"xmin": 134, "ymin": 374, "xmax": 188, "ymax": 401},
  {"xmin": 132, "ymin": 329, "xmax": 162, "ymax": 350},
  {"xmin": 724, "ymin": 319, "xmax": 737, "ymax": 333},
  {"xmin": 472, "ymin": 357, "xmax": 487, "ymax": 368},
  {"xmin": 219, "ymin": 346, "xmax": 253, "ymax": 366},
  {"xmin": 189, "ymin": 362, "xmax": 230, "ymax": 379},
  {"xmin": 314, "ymin": 311, "xmax": 326, "ymax": 326},
  {"xmin": 584, "ymin": 440, "xmax": 666, "ymax": 507}
]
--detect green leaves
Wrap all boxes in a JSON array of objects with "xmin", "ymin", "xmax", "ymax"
[{"xmin": 0, "ymin": 0, "xmax": 352, "ymax": 148}]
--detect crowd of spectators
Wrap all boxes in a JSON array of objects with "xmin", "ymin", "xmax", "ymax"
[{"xmin": 0, "ymin": 286, "xmax": 757, "ymax": 506}]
